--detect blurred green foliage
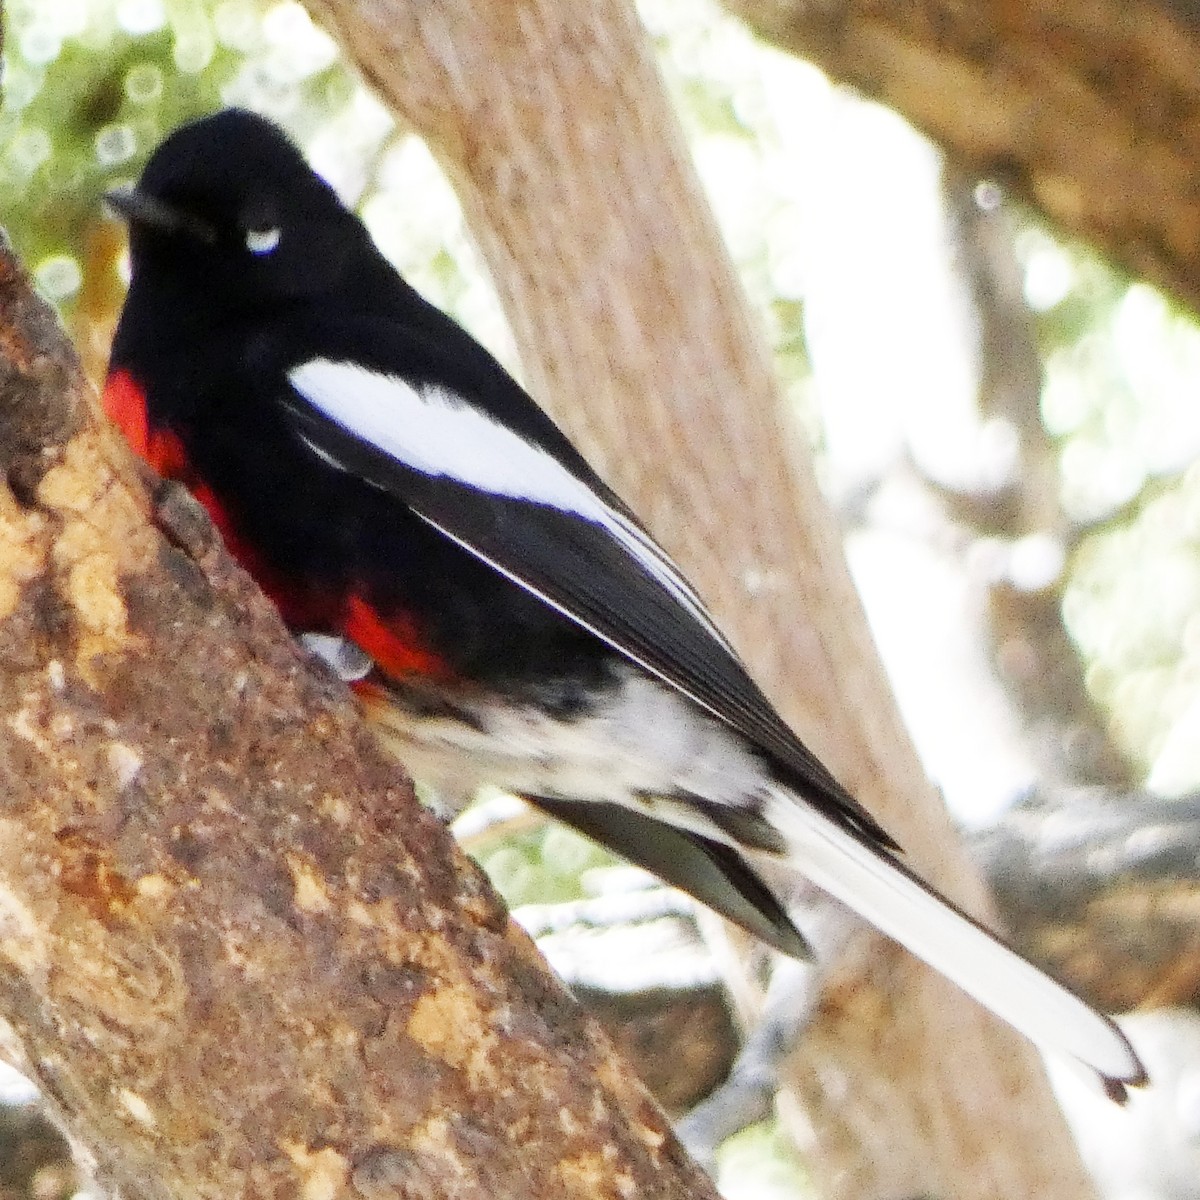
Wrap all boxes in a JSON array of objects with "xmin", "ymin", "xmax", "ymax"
[
  {"xmin": 716, "ymin": 1118, "xmax": 812, "ymax": 1200},
  {"xmin": 1, "ymin": 0, "xmax": 353, "ymax": 306},
  {"xmin": 480, "ymin": 823, "xmax": 616, "ymax": 909}
]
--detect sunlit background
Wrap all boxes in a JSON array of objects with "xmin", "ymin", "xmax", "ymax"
[{"xmin": 4, "ymin": 0, "xmax": 1200, "ymax": 1195}]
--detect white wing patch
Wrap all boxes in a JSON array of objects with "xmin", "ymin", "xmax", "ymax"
[{"xmin": 288, "ymin": 358, "xmax": 734, "ymax": 651}]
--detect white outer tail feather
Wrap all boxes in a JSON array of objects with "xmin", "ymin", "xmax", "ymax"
[{"xmin": 762, "ymin": 792, "xmax": 1145, "ymax": 1096}]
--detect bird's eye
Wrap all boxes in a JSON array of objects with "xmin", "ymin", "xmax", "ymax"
[{"xmin": 245, "ymin": 227, "xmax": 281, "ymax": 255}]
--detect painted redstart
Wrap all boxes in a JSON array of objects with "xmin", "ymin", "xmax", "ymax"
[{"xmin": 104, "ymin": 108, "xmax": 1143, "ymax": 1098}]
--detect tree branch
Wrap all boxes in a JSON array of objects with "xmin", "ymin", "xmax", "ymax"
[
  {"xmin": 723, "ymin": 0, "xmax": 1200, "ymax": 314},
  {"xmin": 0, "ymin": 238, "xmax": 717, "ymax": 1198}
]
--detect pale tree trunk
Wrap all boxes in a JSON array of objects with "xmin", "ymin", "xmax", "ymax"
[
  {"xmin": 0, "ymin": 248, "xmax": 720, "ymax": 1196},
  {"xmin": 722, "ymin": 0, "xmax": 1200, "ymax": 316},
  {"xmin": 297, "ymin": 0, "xmax": 1103, "ymax": 1195}
]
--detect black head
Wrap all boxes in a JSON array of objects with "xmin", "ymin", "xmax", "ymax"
[{"xmin": 109, "ymin": 109, "xmax": 376, "ymax": 315}]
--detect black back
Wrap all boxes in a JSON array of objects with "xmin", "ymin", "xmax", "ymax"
[{"xmin": 111, "ymin": 108, "xmax": 893, "ymax": 845}]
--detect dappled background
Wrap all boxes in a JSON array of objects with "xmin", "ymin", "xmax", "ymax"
[{"xmin": 3, "ymin": 0, "xmax": 1200, "ymax": 1197}]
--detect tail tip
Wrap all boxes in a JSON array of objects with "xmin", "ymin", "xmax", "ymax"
[{"xmin": 1099, "ymin": 1060, "xmax": 1149, "ymax": 1106}]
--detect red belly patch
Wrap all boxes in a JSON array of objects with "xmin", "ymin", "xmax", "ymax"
[
  {"xmin": 103, "ymin": 369, "xmax": 188, "ymax": 478},
  {"xmin": 103, "ymin": 369, "xmax": 452, "ymax": 682},
  {"xmin": 342, "ymin": 594, "xmax": 452, "ymax": 681}
]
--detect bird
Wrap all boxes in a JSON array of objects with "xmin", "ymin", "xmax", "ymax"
[{"xmin": 103, "ymin": 107, "xmax": 1144, "ymax": 1099}]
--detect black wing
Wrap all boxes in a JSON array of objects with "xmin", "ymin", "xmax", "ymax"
[
  {"xmin": 527, "ymin": 795, "xmax": 810, "ymax": 957},
  {"xmin": 259, "ymin": 315, "xmax": 894, "ymax": 848}
]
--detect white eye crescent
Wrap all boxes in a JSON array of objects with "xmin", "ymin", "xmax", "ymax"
[{"xmin": 245, "ymin": 226, "xmax": 281, "ymax": 255}]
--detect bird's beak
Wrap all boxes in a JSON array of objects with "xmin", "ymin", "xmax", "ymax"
[{"xmin": 104, "ymin": 185, "xmax": 217, "ymax": 244}]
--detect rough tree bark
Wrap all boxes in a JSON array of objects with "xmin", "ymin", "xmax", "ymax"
[
  {"xmin": 296, "ymin": 1, "xmax": 1103, "ymax": 1195},
  {"xmin": 722, "ymin": 0, "xmax": 1200, "ymax": 316},
  {"xmin": 0, "ymin": 246, "xmax": 721, "ymax": 1196}
]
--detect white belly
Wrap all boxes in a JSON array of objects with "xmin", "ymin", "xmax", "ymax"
[{"xmin": 360, "ymin": 663, "xmax": 769, "ymax": 829}]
